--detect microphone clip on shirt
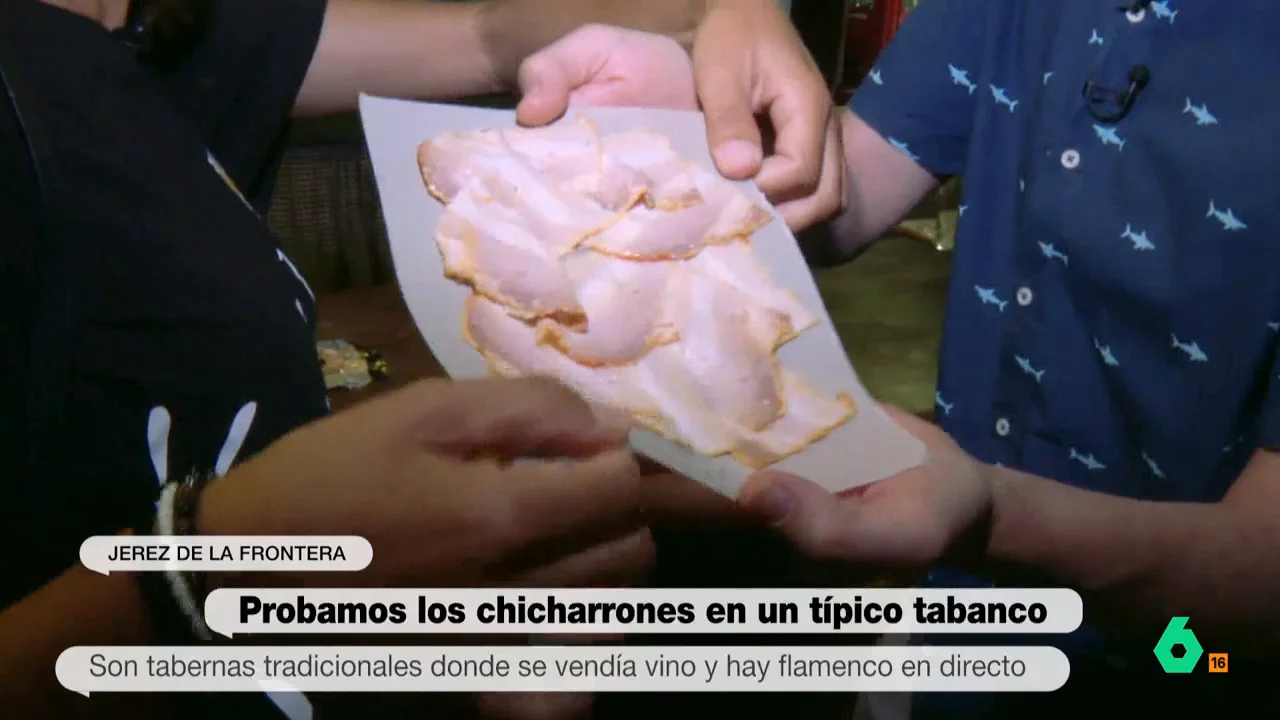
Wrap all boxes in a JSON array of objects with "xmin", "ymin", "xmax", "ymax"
[{"xmin": 1082, "ymin": 64, "xmax": 1151, "ymax": 123}]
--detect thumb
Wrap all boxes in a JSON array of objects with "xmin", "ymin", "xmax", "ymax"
[
  {"xmin": 738, "ymin": 470, "xmax": 876, "ymax": 560},
  {"xmin": 394, "ymin": 377, "xmax": 633, "ymax": 459},
  {"xmin": 691, "ymin": 19, "xmax": 763, "ymax": 179},
  {"xmin": 515, "ymin": 25, "xmax": 611, "ymax": 127}
]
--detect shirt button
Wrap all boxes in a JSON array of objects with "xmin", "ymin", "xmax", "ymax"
[
  {"xmin": 1016, "ymin": 286, "xmax": 1034, "ymax": 306},
  {"xmin": 995, "ymin": 418, "xmax": 1011, "ymax": 437},
  {"xmin": 1060, "ymin": 149, "xmax": 1081, "ymax": 169},
  {"xmin": 1126, "ymin": 8, "xmax": 1146, "ymax": 22}
]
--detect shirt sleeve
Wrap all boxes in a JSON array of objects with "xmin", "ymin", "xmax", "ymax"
[
  {"xmin": 156, "ymin": 0, "xmax": 328, "ymax": 209},
  {"xmin": 847, "ymin": 0, "xmax": 998, "ymax": 176}
]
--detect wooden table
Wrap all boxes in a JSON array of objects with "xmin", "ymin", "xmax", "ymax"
[{"xmin": 315, "ymin": 285, "xmax": 868, "ymax": 720}]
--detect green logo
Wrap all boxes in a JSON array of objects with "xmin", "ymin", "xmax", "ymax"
[{"xmin": 1154, "ymin": 616, "xmax": 1203, "ymax": 673}]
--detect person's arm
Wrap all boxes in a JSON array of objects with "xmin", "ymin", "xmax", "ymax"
[
  {"xmin": 982, "ymin": 343, "xmax": 1280, "ymax": 653},
  {"xmin": 294, "ymin": 0, "xmax": 706, "ymax": 117},
  {"xmin": 0, "ymin": 556, "xmax": 171, "ymax": 717},
  {"xmin": 811, "ymin": 0, "xmax": 994, "ymax": 261},
  {"xmin": 984, "ymin": 447, "xmax": 1280, "ymax": 654},
  {"xmin": 824, "ymin": 108, "xmax": 939, "ymax": 257}
]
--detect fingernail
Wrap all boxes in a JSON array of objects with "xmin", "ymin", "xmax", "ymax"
[
  {"xmin": 713, "ymin": 140, "xmax": 763, "ymax": 175},
  {"xmin": 589, "ymin": 402, "xmax": 633, "ymax": 433},
  {"xmin": 744, "ymin": 483, "xmax": 796, "ymax": 524}
]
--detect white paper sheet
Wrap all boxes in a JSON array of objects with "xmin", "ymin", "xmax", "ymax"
[{"xmin": 358, "ymin": 94, "xmax": 927, "ymax": 498}]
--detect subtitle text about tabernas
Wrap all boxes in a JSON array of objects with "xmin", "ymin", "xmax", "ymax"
[
  {"xmin": 201, "ymin": 588, "xmax": 1084, "ymax": 637},
  {"xmin": 57, "ymin": 645, "xmax": 1072, "ymax": 695}
]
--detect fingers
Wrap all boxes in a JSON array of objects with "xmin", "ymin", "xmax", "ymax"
[
  {"xmin": 514, "ymin": 528, "xmax": 656, "ymax": 588},
  {"xmin": 755, "ymin": 79, "xmax": 832, "ymax": 205},
  {"xmin": 515, "ymin": 25, "xmax": 613, "ymax": 127},
  {"xmin": 692, "ymin": 16, "xmax": 764, "ymax": 179},
  {"xmin": 774, "ymin": 110, "xmax": 846, "ymax": 231},
  {"xmin": 640, "ymin": 471, "xmax": 757, "ymax": 529},
  {"xmin": 492, "ymin": 448, "xmax": 646, "ymax": 567},
  {"xmin": 737, "ymin": 470, "xmax": 867, "ymax": 560},
  {"xmin": 415, "ymin": 377, "xmax": 633, "ymax": 459},
  {"xmin": 739, "ymin": 467, "xmax": 951, "ymax": 567}
]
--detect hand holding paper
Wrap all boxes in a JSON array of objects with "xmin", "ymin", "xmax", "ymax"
[
  {"xmin": 515, "ymin": 22, "xmax": 845, "ymax": 230},
  {"xmin": 742, "ymin": 406, "xmax": 993, "ymax": 570}
]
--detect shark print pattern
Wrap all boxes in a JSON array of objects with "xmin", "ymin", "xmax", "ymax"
[
  {"xmin": 1069, "ymin": 448, "xmax": 1106, "ymax": 471},
  {"xmin": 868, "ymin": 67, "xmax": 883, "ymax": 85},
  {"xmin": 1121, "ymin": 224, "xmax": 1155, "ymax": 251},
  {"xmin": 1038, "ymin": 241, "xmax": 1068, "ymax": 265},
  {"xmin": 1142, "ymin": 452, "xmax": 1166, "ymax": 479},
  {"xmin": 975, "ymin": 285, "xmax": 1008, "ymax": 312},
  {"xmin": 1014, "ymin": 355, "xmax": 1045, "ymax": 383},
  {"xmin": 888, "ymin": 138, "xmax": 921, "ymax": 162},
  {"xmin": 1171, "ymin": 335, "xmax": 1208, "ymax": 362},
  {"xmin": 935, "ymin": 391, "xmax": 955, "ymax": 416},
  {"xmin": 1207, "ymin": 201, "xmax": 1247, "ymax": 230},
  {"xmin": 848, "ymin": 0, "xmax": 1280, "ymax": 635},
  {"xmin": 948, "ymin": 64, "xmax": 977, "ymax": 94},
  {"xmin": 1150, "ymin": 1, "xmax": 1177, "ymax": 23},
  {"xmin": 1094, "ymin": 338, "xmax": 1120, "ymax": 367},
  {"xmin": 1183, "ymin": 98, "xmax": 1217, "ymax": 126},
  {"xmin": 1093, "ymin": 124, "xmax": 1125, "ymax": 150},
  {"xmin": 989, "ymin": 84, "xmax": 1018, "ymax": 111}
]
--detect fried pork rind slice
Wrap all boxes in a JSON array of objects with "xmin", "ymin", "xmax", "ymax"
[
  {"xmin": 436, "ymin": 188, "xmax": 585, "ymax": 328},
  {"xmin": 420, "ymin": 121, "xmax": 634, "ymax": 256},
  {"xmin": 691, "ymin": 242, "xmax": 818, "ymax": 346},
  {"xmin": 499, "ymin": 116, "xmax": 604, "ymax": 196},
  {"xmin": 463, "ymin": 293, "xmax": 662, "ymax": 419},
  {"xmin": 582, "ymin": 161, "xmax": 773, "ymax": 261},
  {"xmin": 533, "ymin": 251, "xmax": 683, "ymax": 367},
  {"xmin": 418, "ymin": 129, "xmax": 506, "ymax": 203},
  {"xmin": 419, "ymin": 117, "xmax": 600, "ymax": 202},
  {"xmin": 596, "ymin": 130, "xmax": 703, "ymax": 211},
  {"xmin": 626, "ymin": 271, "xmax": 790, "ymax": 456},
  {"xmin": 631, "ymin": 354, "xmax": 855, "ymax": 468}
]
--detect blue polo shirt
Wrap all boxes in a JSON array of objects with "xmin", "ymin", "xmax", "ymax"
[{"xmin": 851, "ymin": 0, "xmax": 1279, "ymax": 716}]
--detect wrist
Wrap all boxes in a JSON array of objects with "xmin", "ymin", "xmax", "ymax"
[{"xmin": 942, "ymin": 459, "xmax": 999, "ymax": 574}]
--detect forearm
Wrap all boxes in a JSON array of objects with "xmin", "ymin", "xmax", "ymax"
[
  {"xmin": 0, "ymin": 563, "xmax": 168, "ymax": 717},
  {"xmin": 296, "ymin": 0, "xmax": 497, "ymax": 117},
  {"xmin": 984, "ymin": 463, "xmax": 1280, "ymax": 653},
  {"xmin": 295, "ymin": 0, "xmax": 706, "ymax": 117},
  {"xmin": 820, "ymin": 108, "xmax": 940, "ymax": 261}
]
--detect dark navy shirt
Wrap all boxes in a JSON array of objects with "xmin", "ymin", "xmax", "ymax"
[
  {"xmin": 851, "ymin": 1, "xmax": 1279, "ymax": 716},
  {"xmin": 1, "ymin": 0, "xmax": 327, "ymax": 716}
]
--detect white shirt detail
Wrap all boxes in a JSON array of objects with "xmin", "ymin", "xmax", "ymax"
[
  {"xmin": 147, "ymin": 401, "xmax": 258, "ymax": 484},
  {"xmin": 277, "ymin": 248, "xmax": 315, "ymax": 301}
]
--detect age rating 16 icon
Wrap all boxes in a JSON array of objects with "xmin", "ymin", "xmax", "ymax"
[{"xmin": 1154, "ymin": 617, "xmax": 1228, "ymax": 673}]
